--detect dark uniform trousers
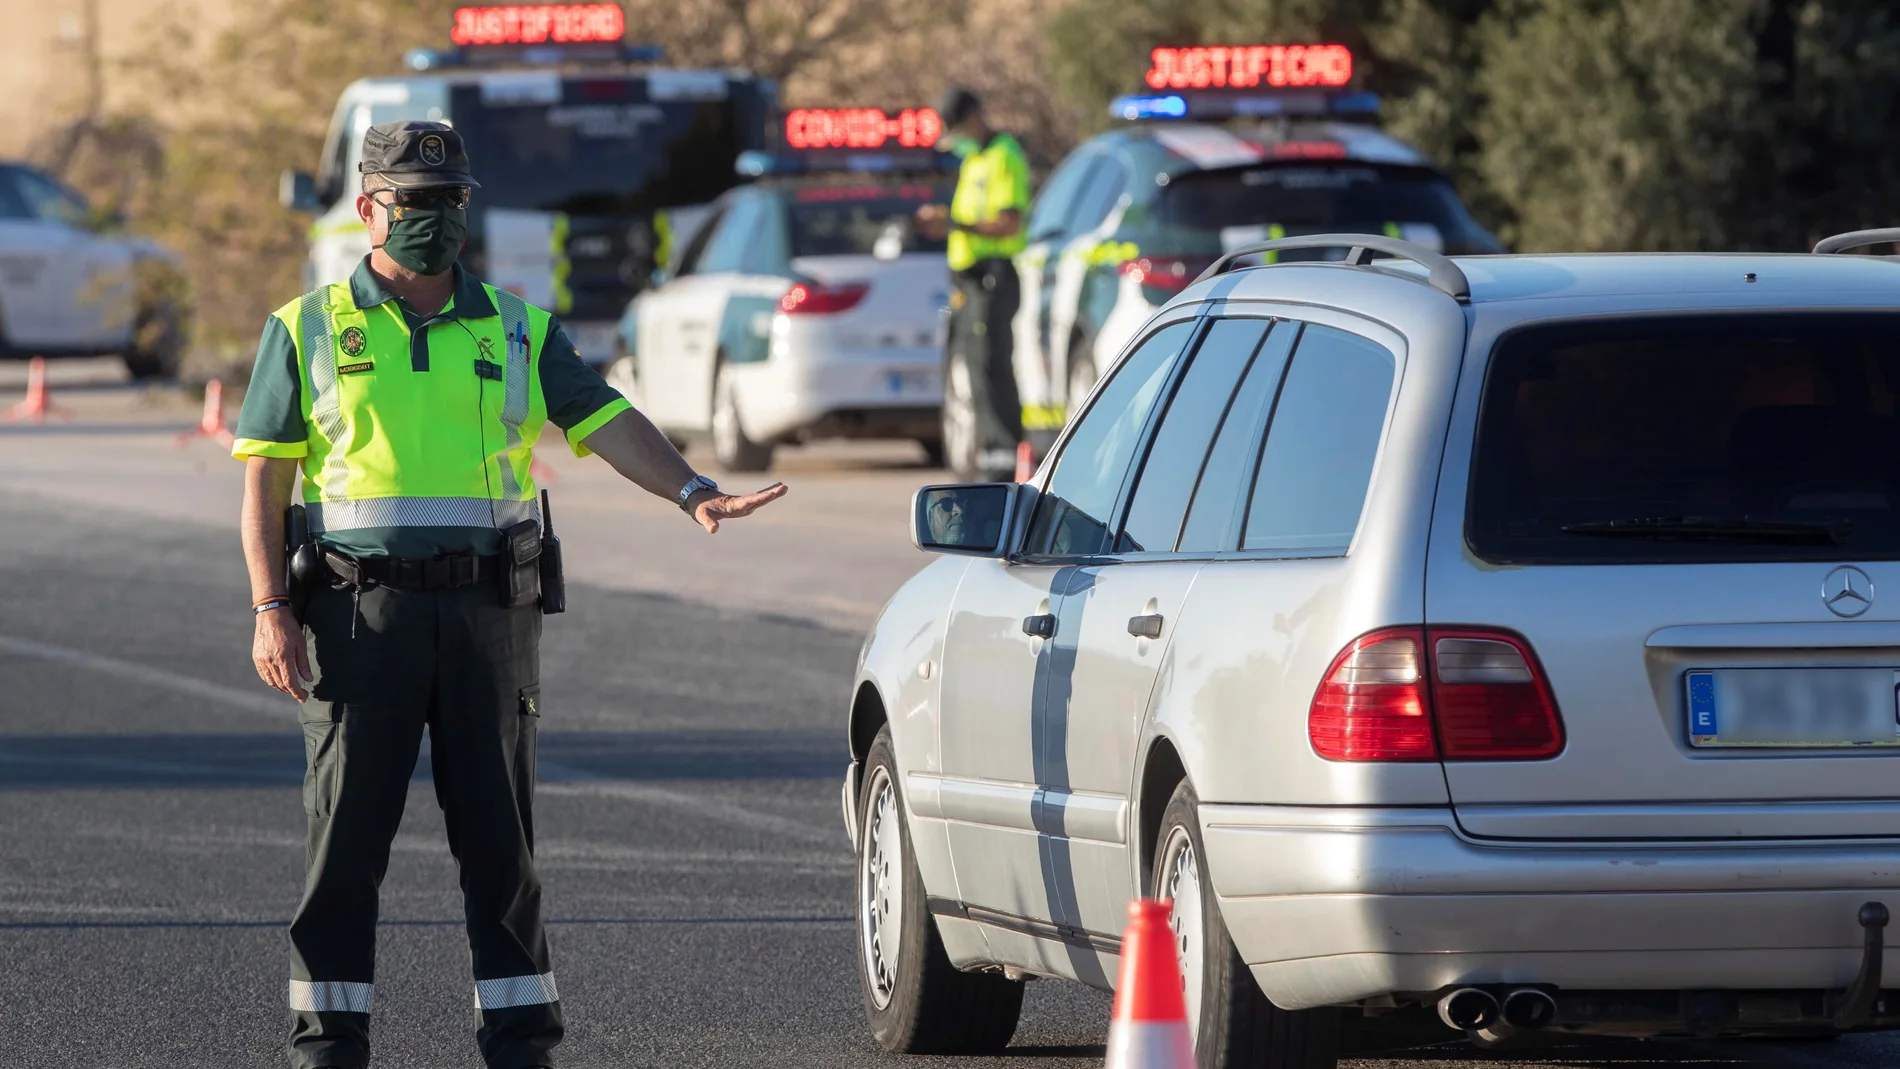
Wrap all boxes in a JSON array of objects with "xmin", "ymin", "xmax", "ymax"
[
  {"xmin": 950, "ymin": 258, "xmax": 1023, "ymax": 477},
  {"xmin": 289, "ymin": 581, "xmax": 561, "ymax": 1069}
]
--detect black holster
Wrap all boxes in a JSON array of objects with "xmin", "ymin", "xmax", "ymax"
[
  {"xmin": 500, "ymin": 519, "xmax": 542, "ymax": 610},
  {"xmin": 285, "ymin": 503, "xmax": 319, "ymax": 624}
]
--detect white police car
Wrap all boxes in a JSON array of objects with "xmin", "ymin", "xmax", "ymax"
[
  {"xmin": 0, "ymin": 161, "xmax": 185, "ymax": 379},
  {"xmin": 613, "ymin": 115, "xmax": 954, "ymax": 471}
]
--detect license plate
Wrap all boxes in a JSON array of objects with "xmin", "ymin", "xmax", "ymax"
[
  {"xmin": 1686, "ymin": 668, "xmax": 1900, "ymax": 747},
  {"xmin": 887, "ymin": 369, "xmax": 938, "ymax": 396}
]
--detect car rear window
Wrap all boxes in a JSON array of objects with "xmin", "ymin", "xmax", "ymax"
[
  {"xmin": 1468, "ymin": 313, "xmax": 1900, "ymax": 564},
  {"xmin": 1155, "ymin": 164, "xmax": 1500, "ymax": 254},
  {"xmin": 788, "ymin": 184, "xmax": 951, "ymax": 257}
]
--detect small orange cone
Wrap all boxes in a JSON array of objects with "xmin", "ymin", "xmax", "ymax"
[
  {"xmin": 1105, "ymin": 898, "xmax": 1195, "ymax": 1069},
  {"xmin": 2, "ymin": 356, "xmax": 73, "ymax": 423},
  {"xmin": 1013, "ymin": 440, "xmax": 1035, "ymax": 482},
  {"xmin": 175, "ymin": 378, "xmax": 235, "ymax": 448}
]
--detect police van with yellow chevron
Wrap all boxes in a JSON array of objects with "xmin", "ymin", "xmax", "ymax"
[
  {"xmin": 999, "ymin": 42, "xmax": 1502, "ymax": 445},
  {"xmin": 280, "ymin": 3, "xmax": 773, "ymax": 368}
]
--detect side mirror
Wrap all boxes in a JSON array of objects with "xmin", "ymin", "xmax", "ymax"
[
  {"xmin": 912, "ymin": 482, "xmax": 1021, "ymax": 557},
  {"xmin": 279, "ymin": 170, "xmax": 320, "ymax": 213}
]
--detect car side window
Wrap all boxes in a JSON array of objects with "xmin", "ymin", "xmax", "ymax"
[
  {"xmin": 1241, "ymin": 324, "xmax": 1397, "ymax": 553},
  {"xmin": 1025, "ymin": 155, "xmax": 1099, "ymax": 242},
  {"xmin": 1116, "ymin": 318, "xmax": 1273, "ymax": 553},
  {"xmin": 0, "ymin": 171, "xmax": 31, "ymax": 220},
  {"xmin": 12, "ymin": 168, "xmax": 88, "ymax": 228},
  {"xmin": 1025, "ymin": 320, "xmax": 1196, "ymax": 557},
  {"xmin": 740, "ymin": 196, "xmax": 790, "ymax": 276},
  {"xmin": 1176, "ymin": 322, "xmax": 1298, "ymax": 552},
  {"xmin": 1065, "ymin": 158, "xmax": 1128, "ymax": 236},
  {"xmin": 698, "ymin": 194, "xmax": 760, "ymax": 275},
  {"xmin": 672, "ymin": 205, "xmax": 729, "ymax": 278}
]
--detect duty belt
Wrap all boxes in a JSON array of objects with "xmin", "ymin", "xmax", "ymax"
[{"xmin": 321, "ymin": 550, "xmax": 501, "ymax": 591}]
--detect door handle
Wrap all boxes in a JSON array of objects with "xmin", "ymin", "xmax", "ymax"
[
  {"xmin": 1022, "ymin": 613, "xmax": 1056, "ymax": 638},
  {"xmin": 1127, "ymin": 614, "xmax": 1164, "ymax": 639}
]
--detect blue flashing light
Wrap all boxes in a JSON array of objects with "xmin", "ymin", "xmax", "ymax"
[
  {"xmin": 1111, "ymin": 94, "xmax": 1188, "ymax": 121},
  {"xmin": 406, "ymin": 47, "xmax": 458, "ymax": 71},
  {"xmin": 623, "ymin": 44, "xmax": 666, "ymax": 62},
  {"xmin": 736, "ymin": 148, "xmax": 957, "ymax": 179},
  {"xmin": 1329, "ymin": 91, "xmax": 1381, "ymax": 115},
  {"xmin": 735, "ymin": 150, "xmax": 779, "ymax": 177}
]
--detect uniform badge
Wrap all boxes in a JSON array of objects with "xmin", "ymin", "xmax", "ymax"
[
  {"xmin": 340, "ymin": 326, "xmax": 368, "ymax": 357},
  {"xmin": 478, "ymin": 337, "xmax": 497, "ymax": 361},
  {"xmin": 337, "ymin": 361, "xmax": 374, "ymax": 375},
  {"xmin": 420, "ymin": 134, "xmax": 447, "ymax": 167}
]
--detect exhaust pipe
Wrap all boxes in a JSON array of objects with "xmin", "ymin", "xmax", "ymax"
[
  {"xmin": 1438, "ymin": 987, "xmax": 1501, "ymax": 1031},
  {"xmin": 1502, "ymin": 988, "xmax": 1557, "ymax": 1029}
]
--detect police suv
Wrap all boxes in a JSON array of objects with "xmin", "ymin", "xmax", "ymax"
[
  {"xmin": 613, "ymin": 111, "xmax": 953, "ymax": 472},
  {"xmin": 985, "ymin": 43, "xmax": 1501, "ymax": 454},
  {"xmin": 280, "ymin": 3, "xmax": 773, "ymax": 366},
  {"xmin": 0, "ymin": 161, "xmax": 185, "ymax": 379}
]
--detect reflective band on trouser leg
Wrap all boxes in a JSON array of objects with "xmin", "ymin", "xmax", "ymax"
[
  {"xmin": 474, "ymin": 972, "xmax": 560, "ymax": 1009},
  {"xmin": 288, "ymin": 979, "xmax": 373, "ymax": 1014},
  {"xmin": 491, "ymin": 289, "xmax": 534, "ymax": 502},
  {"xmin": 299, "ymin": 288, "xmax": 348, "ymax": 500},
  {"xmin": 306, "ymin": 496, "xmax": 537, "ymax": 532}
]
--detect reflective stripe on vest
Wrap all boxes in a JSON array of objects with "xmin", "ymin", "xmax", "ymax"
[
  {"xmin": 492, "ymin": 288, "xmax": 533, "ymax": 503},
  {"xmin": 306, "ymin": 496, "xmax": 537, "ymax": 532},
  {"xmin": 299, "ymin": 288, "xmax": 348, "ymax": 501}
]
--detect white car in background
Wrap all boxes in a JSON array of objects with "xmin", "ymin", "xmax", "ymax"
[
  {"xmin": 0, "ymin": 161, "xmax": 185, "ymax": 379},
  {"xmin": 612, "ymin": 168, "xmax": 952, "ymax": 471}
]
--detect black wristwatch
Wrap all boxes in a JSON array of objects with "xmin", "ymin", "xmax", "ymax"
[{"xmin": 677, "ymin": 474, "xmax": 719, "ymax": 514}]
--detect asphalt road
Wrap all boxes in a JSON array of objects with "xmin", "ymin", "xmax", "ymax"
[{"xmin": 3, "ymin": 367, "xmax": 1900, "ymax": 1068}]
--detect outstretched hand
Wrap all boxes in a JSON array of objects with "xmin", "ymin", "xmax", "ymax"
[{"xmin": 694, "ymin": 482, "xmax": 788, "ymax": 534}]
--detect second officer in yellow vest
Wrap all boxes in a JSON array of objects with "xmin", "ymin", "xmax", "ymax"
[{"xmin": 233, "ymin": 121, "xmax": 785, "ymax": 1069}]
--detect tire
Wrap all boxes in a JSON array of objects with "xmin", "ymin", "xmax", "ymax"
[
  {"xmin": 1154, "ymin": 779, "xmax": 1340, "ymax": 1069},
  {"xmin": 857, "ymin": 726, "xmax": 1024, "ymax": 1053},
  {"xmin": 941, "ymin": 354, "xmax": 980, "ymax": 480},
  {"xmin": 123, "ymin": 299, "xmax": 183, "ymax": 381},
  {"xmin": 711, "ymin": 360, "xmax": 773, "ymax": 473}
]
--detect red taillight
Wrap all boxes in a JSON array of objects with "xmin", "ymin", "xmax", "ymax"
[
  {"xmin": 1309, "ymin": 627, "xmax": 1564, "ymax": 762},
  {"xmin": 779, "ymin": 281, "xmax": 869, "ymax": 315},
  {"xmin": 1119, "ymin": 256, "xmax": 1212, "ymax": 295},
  {"xmin": 1309, "ymin": 628, "xmax": 1436, "ymax": 761}
]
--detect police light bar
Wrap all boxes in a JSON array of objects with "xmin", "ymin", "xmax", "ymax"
[
  {"xmin": 784, "ymin": 108, "xmax": 944, "ymax": 151},
  {"xmin": 451, "ymin": 4, "xmax": 626, "ymax": 46},
  {"xmin": 737, "ymin": 148, "xmax": 958, "ymax": 179},
  {"xmin": 1110, "ymin": 90, "xmax": 1380, "ymax": 121},
  {"xmin": 1145, "ymin": 44, "xmax": 1353, "ymax": 90}
]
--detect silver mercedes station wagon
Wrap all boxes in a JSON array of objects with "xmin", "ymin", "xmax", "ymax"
[{"xmin": 844, "ymin": 230, "xmax": 1900, "ymax": 1067}]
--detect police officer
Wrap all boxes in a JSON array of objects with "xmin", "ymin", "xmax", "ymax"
[
  {"xmin": 915, "ymin": 86, "xmax": 1032, "ymax": 481},
  {"xmin": 234, "ymin": 121, "xmax": 785, "ymax": 1069}
]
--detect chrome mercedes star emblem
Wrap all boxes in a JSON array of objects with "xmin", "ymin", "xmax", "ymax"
[{"xmin": 1823, "ymin": 565, "xmax": 1875, "ymax": 618}]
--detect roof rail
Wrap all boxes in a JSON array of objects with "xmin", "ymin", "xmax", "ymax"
[
  {"xmin": 1813, "ymin": 228, "xmax": 1900, "ymax": 254},
  {"xmin": 1191, "ymin": 233, "xmax": 1471, "ymax": 301}
]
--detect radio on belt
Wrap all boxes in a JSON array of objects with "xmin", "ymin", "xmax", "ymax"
[{"xmin": 1109, "ymin": 42, "xmax": 1381, "ymax": 122}]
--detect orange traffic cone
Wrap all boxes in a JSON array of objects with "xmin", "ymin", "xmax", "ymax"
[
  {"xmin": 2, "ymin": 356, "xmax": 73, "ymax": 423},
  {"xmin": 1105, "ymin": 898, "xmax": 1195, "ymax": 1069},
  {"xmin": 1013, "ymin": 440, "xmax": 1035, "ymax": 482},
  {"xmin": 175, "ymin": 378, "xmax": 235, "ymax": 448}
]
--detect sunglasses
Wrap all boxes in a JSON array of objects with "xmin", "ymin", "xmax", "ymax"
[{"xmin": 377, "ymin": 186, "xmax": 473, "ymax": 210}]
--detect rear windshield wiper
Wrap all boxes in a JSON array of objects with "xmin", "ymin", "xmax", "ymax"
[{"xmin": 1560, "ymin": 516, "xmax": 1851, "ymax": 546}]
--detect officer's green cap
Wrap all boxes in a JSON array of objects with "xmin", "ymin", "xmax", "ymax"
[{"xmin": 358, "ymin": 120, "xmax": 480, "ymax": 189}]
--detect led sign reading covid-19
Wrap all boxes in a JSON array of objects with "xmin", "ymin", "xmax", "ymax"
[
  {"xmin": 784, "ymin": 108, "xmax": 944, "ymax": 151},
  {"xmin": 1144, "ymin": 44, "xmax": 1354, "ymax": 90},
  {"xmin": 450, "ymin": 4, "xmax": 627, "ymax": 46}
]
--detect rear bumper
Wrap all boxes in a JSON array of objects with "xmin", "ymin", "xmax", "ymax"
[
  {"xmin": 1201, "ymin": 804, "xmax": 1900, "ymax": 1010},
  {"xmin": 730, "ymin": 339, "xmax": 940, "ymax": 443}
]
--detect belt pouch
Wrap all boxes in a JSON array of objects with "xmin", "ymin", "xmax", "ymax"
[{"xmin": 500, "ymin": 519, "xmax": 542, "ymax": 609}]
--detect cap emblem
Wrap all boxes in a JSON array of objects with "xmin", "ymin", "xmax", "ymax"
[
  {"xmin": 339, "ymin": 326, "xmax": 368, "ymax": 357},
  {"xmin": 419, "ymin": 134, "xmax": 447, "ymax": 167}
]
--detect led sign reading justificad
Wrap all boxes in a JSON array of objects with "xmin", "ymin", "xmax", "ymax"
[
  {"xmin": 784, "ymin": 108, "xmax": 943, "ymax": 150},
  {"xmin": 1145, "ymin": 44, "xmax": 1353, "ymax": 90},
  {"xmin": 450, "ymin": 4, "xmax": 627, "ymax": 46}
]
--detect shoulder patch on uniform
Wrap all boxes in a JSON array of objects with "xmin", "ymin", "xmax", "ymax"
[
  {"xmin": 339, "ymin": 326, "xmax": 367, "ymax": 357},
  {"xmin": 337, "ymin": 361, "xmax": 374, "ymax": 375}
]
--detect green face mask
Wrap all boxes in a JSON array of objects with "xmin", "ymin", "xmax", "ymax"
[{"xmin": 375, "ymin": 201, "xmax": 467, "ymax": 276}]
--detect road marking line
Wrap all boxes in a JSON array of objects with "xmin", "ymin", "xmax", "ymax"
[
  {"xmin": 0, "ymin": 634, "xmax": 290, "ymax": 718},
  {"xmin": 0, "ymin": 634, "xmax": 844, "ymax": 847}
]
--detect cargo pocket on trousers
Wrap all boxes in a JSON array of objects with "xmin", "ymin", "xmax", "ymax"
[
  {"xmin": 515, "ymin": 684, "xmax": 541, "ymax": 852},
  {"xmin": 299, "ymin": 701, "xmax": 345, "ymax": 819}
]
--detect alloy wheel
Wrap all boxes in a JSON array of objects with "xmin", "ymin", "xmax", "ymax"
[
  {"xmin": 1161, "ymin": 825, "xmax": 1206, "ymax": 1040},
  {"xmin": 859, "ymin": 766, "xmax": 905, "ymax": 1010}
]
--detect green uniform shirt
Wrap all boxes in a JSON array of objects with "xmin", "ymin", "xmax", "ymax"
[
  {"xmin": 236, "ymin": 257, "xmax": 626, "ymax": 558},
  {"xmin": 947, "ymin": 132, "xmax": 1032, "ymax": 272}
]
